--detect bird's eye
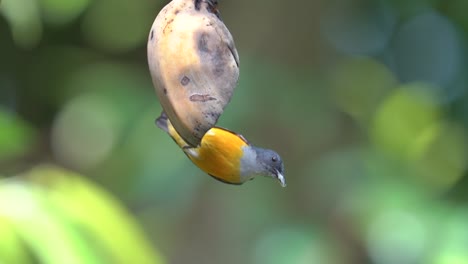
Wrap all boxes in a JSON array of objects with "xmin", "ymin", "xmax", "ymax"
[{"xmin": 272, "ymin": 156, "xmax": 278, "ymax": 162}]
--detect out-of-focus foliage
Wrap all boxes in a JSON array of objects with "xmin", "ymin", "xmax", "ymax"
[
  {"xmin": 1, "ymin": 0, "xmax": 468, "ymax": 263},
  {"xmin": 0, "ymin": 165, "xmax": 163, "ymax": 264},
  {"xmin": 0, "ymin": 108, "xmax": 36, "ymax": 160}
]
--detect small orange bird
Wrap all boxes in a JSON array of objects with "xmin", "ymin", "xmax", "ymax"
[{"xmin": 156, "ymin": 113, "xmax": 286, "ymax": 186}]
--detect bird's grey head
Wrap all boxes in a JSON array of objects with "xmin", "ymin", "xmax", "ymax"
[{"xmin": 251, "ymin": 147, "xmax": 286, "ymax": 187}]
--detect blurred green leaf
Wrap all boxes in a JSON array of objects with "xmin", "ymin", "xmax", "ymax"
[
  {"xmin": 0, "ymin": 165, "xmax": 164, "ymax": 264},
  {"xmin": 0, "ymin": 0, "xmax": 42, "ymax": 48},
  {"xmin": 0, "ymin": 108, "xmax": 36, "ymax": 160},
  {"xmin": 40, "ymin": 0, "xmax": 92, "ymax": 26},
  {"xmin": 0, "ymin": 216, "xmax": 31, "ymax": 264},
  {"xmin": 0, "ymin": 180, "xmax": 98, "ymax": 264}
]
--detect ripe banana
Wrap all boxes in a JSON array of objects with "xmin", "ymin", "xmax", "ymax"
[{"xmin": 148, "ymin": 0, "xmax": 239, "ymax": 147}]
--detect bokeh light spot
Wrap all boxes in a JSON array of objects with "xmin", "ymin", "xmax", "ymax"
[
  {"xmin": 252, "ymin": 228, "xmax": 339, "ymax": 264},
  {"xmin": 367, "ymin": 210, "xmax": 426, "ymax": 264},
  {"xmin": 321, "ymin": 0, "xmax": 396, "ymax": 55},
  {"xmin": 51, "ymin": 94, "xmax": 120, "ymax": 169},
  {"xmin": 372, "ymin": 84, "xmax": 441, "ymax": 160},
  {"xmin": 429, "ymin": 209, "xmax": 468, "ymax": 264},
  {"xmin": 392, "ymin": 11, "xmax": 462, "ymax": 91},
  {"xmin": 411, "ymin": 122, "xmax": 468, "ymax": 191},
  {"xmin": 330, "ymin": 57, "xmax": 396, "ymax": 124}
]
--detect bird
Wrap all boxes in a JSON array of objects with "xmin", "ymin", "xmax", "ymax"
[{"xmin": 156, "ymin": 112, "xmax": 286, "ymax": 187}]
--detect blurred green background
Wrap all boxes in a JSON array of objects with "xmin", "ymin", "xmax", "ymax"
[{"xmin": 1, "ymin": 0, "xmax": 468, "ymax": 263}]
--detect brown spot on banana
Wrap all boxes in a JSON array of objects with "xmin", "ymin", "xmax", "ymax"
[
  {"xmin": 180, "ymin": 76, "xmax": 191, "ymax": 86},
  {"xmin": 147, "ymin": 0, "xmax": 239, "ymax": 147},
  {"xmin": 189, "ymin": 94, "xmax": 217, "ymax": 102}
]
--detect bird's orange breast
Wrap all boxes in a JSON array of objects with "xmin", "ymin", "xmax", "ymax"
[
  {"xmin": 167, "ymin": 120, "xmax": 248, "ymax": 184},
  {"xmin": 188, "ymin": 128, "xmax": 248, "ymax": 184}
]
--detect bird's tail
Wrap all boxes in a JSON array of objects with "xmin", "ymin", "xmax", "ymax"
[
  {"xmin": 156, "ymin": 111, "xmax": 191, "ymax": 149},
  {"xmin": 156, "ymin": 111, "xmax": 169, "ymax": 133}
]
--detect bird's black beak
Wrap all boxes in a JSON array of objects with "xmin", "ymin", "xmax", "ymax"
[{"xmin": 275, "ymin": 170, "xmax": 286, "ymax": 187}]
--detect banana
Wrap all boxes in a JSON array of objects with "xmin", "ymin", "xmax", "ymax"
[{"xmin": 148, "ymin": 0, "xmax": 239, "ymax": 147}]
